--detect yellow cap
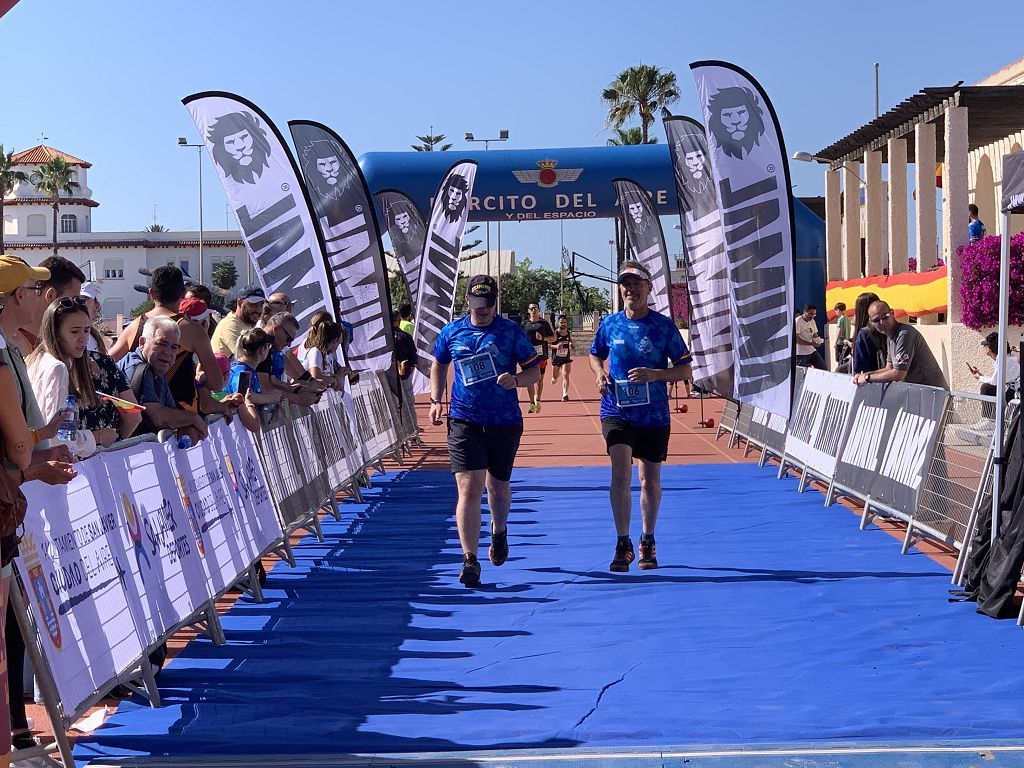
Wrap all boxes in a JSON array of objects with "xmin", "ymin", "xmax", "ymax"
[{"xmin": 0, "ymin": 255, "xmax": 50, "ymax": 296}]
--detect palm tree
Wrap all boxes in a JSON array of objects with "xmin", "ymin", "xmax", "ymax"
[
  {"xmin": 0, "ymin": 145, "xmax": 28, "ymax": 255},
  {"xmin": 31, "ymin": 156, "xmax": 80, "ymax": 255},
  {"xmin": 606, "ymin": 127, "xmax": 658, "ymax": 146},
  {"xmin": 601, "ymin": 64, "xmax": 680, "ymax": 143},
  {"xmin": 144, "ymin": 223, "xmax": 168, "ymax": 232},
  {"xmin": 411, "ymin": 127, "xmax": 452, "ymax": 152}
]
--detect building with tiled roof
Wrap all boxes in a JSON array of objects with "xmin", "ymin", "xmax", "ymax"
[{"xmin": 2, "ymin": 144, "xmax": 247, "ymax": 325}]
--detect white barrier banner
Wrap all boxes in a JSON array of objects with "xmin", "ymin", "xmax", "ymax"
[
  {"xmin": 312, "ymin": 389, "xmax": 363, "ymax": 489},
  {"xmin": 783, "ymin": 368, "xmax": 857, "ymax": 477},
  {"xmin": 171, "ymin": 420, "xmax": 280, "ymax": 593},
  {"xmin": 18, "ymin": 458, "xmax": 146, "ymax": 714}
]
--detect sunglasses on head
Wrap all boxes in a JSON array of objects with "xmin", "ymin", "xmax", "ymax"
[{"xmin": 55, "ymin": 296, "xmax": 89, "ymax": 311}]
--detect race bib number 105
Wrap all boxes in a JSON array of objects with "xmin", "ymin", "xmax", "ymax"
[{"xmin": 457, "ymin": 352, "xmax": 498, "ymax": 386}]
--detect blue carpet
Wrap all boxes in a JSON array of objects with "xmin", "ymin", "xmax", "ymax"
[{"xmin": 75, "ymin": 463, "xmax": 1024, "ymax": 764}]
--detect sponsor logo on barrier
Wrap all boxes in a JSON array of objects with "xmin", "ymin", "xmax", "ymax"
[{"xmin": 878, "ymin": 409, "xmax": 937, "ymax": 491}]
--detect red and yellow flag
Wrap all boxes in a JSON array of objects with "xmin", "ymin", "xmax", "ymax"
[
  {"xmin": 826, "ymin": 266, "xmax": 947, "ymax": 320},
  {"xmin": 100, "ymin": 393, "xmax": 146, "ymax": 413}
]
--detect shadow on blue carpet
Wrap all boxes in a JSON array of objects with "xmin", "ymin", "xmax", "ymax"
[{"xmin": 74, "ymin": 463, "xmax": 1024, "ymax": 765}]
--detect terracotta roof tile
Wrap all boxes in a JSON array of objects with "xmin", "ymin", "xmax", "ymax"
[{"xmin": 11, "ymin": 145, "xmax": 91, "ymax": 168}]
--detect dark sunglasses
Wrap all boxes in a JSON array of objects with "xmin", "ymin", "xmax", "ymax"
[
  {"xmin": 20, "ymin": 282, "xmax": 45, "ymax": 294},
  {"xmin": 55, "ymin": 296, "xmax": 89, "ymax": 311},
  {"xmin": 868, "ymin": 311, "xmax": 891, "ymax": 325}
]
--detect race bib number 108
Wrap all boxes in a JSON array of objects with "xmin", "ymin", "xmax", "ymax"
[{"xmin": 457, "ymin": 352, "xmax": 498, "ymax": 386}]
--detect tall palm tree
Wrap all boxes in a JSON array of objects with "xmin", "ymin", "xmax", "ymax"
[
  {"xmin": 31, "ymin": 156, "xmax": 80, "ymax": 255},
  {"xmin": 606, "ymin": 127, "xmax": 658, "ymax": 146},
  {"xmin": 601, "ymin": 64, "xmax": 680, "ymax": 143},
  {"xmin": 0, "ymin": 145, "xmax": 28, "ymax": 255}
]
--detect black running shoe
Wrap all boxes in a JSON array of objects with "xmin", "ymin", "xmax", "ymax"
[
  {"xmin": 459, "ymin": 554, "xmax": 481, "ymax": 587},
  {"xmin": 609, "ymin": 538, "xmax": 635, "ymax": 572},
  {"xmin": 489, "ymin": 529, "xmax": 509, "ymax": 566},
  {"xmin": 638, "ymin": 537, "xmax": 658, "ymax": 570}
]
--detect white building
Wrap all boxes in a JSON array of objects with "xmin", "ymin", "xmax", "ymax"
[{"xmin": 2, "ymin": 145, "xmax": 247, "ymax": 322}]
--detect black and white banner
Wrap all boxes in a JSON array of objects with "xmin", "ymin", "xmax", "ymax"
[
  {"xmin": 613, "ymin": 178, "xmax": 673, "ymax": 319},
  {"xmin": 690, "ymin": 61, "xmax": 796, "ymax": 419},
  {"xmin": 664, "ymin": 116, "xmax": 734, "ymax": 397},
  {"xmin": 1002, "ymin": 151, "xmax": 1024, "ymax": 213},
  {"xmin": 183, "ymin": 93, "xmax": 335, "ymax": 334},
  {"xmin": 377, "ymin": 189, "xmax": 427, "ymax": 303},
  {"xmin": 411, "ymin": 161, "xmax": 478, "ymax": 394},
  {"xmin": 833, "ymin": 382, "xmax": 948, "ymax": 516},
  {"xmin": 782, "ymin": 369, "xmax": 857, "ymax": 478},
  {"xmin": 289, "ymin": 121, "xmax": 394, "ymax": 372}
]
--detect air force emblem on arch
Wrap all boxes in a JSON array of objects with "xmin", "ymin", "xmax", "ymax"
[{"xmin": 512, "ymin": 159, "xmax": 583, "ymax": 189}]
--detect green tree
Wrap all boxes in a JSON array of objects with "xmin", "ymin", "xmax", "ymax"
[
  {"xmin": 411, "ymin": 127, "xmax": 452, "ymax": 152},
  {"xmin": 600, "ymin": 64, "xmax": 680, "ymax": 143},
  {"xmin": 496, "ymin": 258, "xmax": 561, "ymax": 319},
  {"xmin": 211, "ymin": 260, "xmax": 239, "ymax": 292},
  {"xmin": 144, "ymin": 223, "xmax": 168, "ymax": 232},
  {"xmin": 388, "ymin": 268, "xmax": 409, "ymax": 310},
  {"xmin": 0, "ymin": 145, "xmax": 28, "ymax": 255},
  {"xmin": 606, "ymin": 127, "xmax": 657, "ymax": 146},
  {"xmin": 131, "ymin": 298, "xmax": 154, "ymax": 318},
  {"xmin": 31, "ymin": 156, "xmax": 80, "ymax": 256}
]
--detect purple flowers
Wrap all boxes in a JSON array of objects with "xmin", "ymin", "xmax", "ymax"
[
  {"xmin": 957, "ymin": 234, "xmax": 1024, "ymax": 330},
  {"xmin": 671, "ymin": 282, "xmax": 689, "ymax": 327}
]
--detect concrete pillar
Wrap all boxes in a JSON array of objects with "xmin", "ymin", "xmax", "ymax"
[
  {"xmin": 914, "ymin": 122, "xmax": 937, "ymax": 273},
  {"xmin": 943, "ymin": 106, "xmax": 969, "ymax": 322},
  {"xmin": 842, "ymin": 161, "xmax": 861, "ymax": 279},
  {"xmin": 825, "ymin": 168, "xmax": 842, "ymax": 280},
  {"xmin": 887, "ymin": 138, "xmax": 908, "ymax": 273},
  {"xmin": 864, "ymin": 150, "xmax": 885, "ymax": 275}
]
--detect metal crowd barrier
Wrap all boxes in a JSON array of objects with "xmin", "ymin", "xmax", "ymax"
[{"xmin": 14, "ymin": 372, "xmax": 416, "ymax": 768}]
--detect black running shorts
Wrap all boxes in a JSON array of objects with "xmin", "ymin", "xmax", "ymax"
[
  {"xmin": 601, "ymin": 417, "xmax": 671, "ymax": 463},
  {"xmin": 447, "ymin": 418, "xmax": 524, "ymax": 481}
]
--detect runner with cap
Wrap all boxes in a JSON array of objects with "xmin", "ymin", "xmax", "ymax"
[
  {"xmin": 430, "ymin": 275, "xmax": 542, "ymax": 587},
  {"xmin": 589, "ymin": 260, "xmax": 693, "ymax": 572},
  {"xmin": 521, "ymin": 302, "xmax": 555, "ymax": 413}
]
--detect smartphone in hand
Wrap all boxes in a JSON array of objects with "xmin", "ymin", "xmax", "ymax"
[{"xmin": 236, "ymin": 371, "xmax": 252, "ymax": 397}]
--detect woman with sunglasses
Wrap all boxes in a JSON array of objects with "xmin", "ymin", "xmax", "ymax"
[{"xmin": 26, "ymin": 298, "xmax": 123, "ymax": 458}]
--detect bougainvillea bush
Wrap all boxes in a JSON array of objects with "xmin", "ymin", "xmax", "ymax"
[
  {"xmin": 670, "ymin": 282, "xmax": 689, "ymax": 328},
  {"xmin": 957, "ymin": 232, "xmax": 1024, "ymax": 330}
]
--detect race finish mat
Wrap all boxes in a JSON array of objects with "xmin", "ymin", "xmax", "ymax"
[{"xmin": 75, "ymin": 465, "xmax": 1024, "ymax": 767}]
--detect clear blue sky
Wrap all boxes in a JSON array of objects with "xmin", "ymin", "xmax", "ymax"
[{"xmin": 3, "ymin": 0, "xmax": 1019, "ymax": 293}]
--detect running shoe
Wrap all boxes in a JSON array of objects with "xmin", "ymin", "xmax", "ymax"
[
  {"xmin": 609, "ymin": 538, "xmax": 635, "ymax": 572},
  {"xmin": 638, "ymin": 537, "xmax": 658, "ymax": 570},
  {"xmin": 527, "ymin": 402, "xmax": 537, "ymax": 414},
  {"xmin": 534, "ymin": 399, "xmax": 542, "ymax": 413},
  {"xmin": 562, "ymin": 394, "xmax": 569, "ymax": 402},
  {"xmin": 489, "ymin": 529, "xmax": 509, "ymax": 566},
  {"xmin": 459, "ymin": 554, "xmax": 481, "ymax": 586}
]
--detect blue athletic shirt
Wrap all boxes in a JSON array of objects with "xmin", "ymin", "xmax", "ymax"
[
  {"xmin": 223, "ymin": 361, "xmax": 263, "ymax": 396},
  {"xmin": 590, "ymin": 310, "xmax": 691, "ymax": 426},
  {"xmin": 434, "ymin": 314, "xmax": 540, "ymax": 426}
]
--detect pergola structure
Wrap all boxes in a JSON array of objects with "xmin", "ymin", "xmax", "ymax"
[{"xmin": 813, "ymin": 83, "xmax": 1024, "ymax": 324}]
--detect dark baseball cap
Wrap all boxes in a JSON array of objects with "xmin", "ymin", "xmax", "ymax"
[
  {"xmin": 466, "ymin": 275, "xmax": 497, "ymax": 309},
  {"xmin": 238, "ymin": 284, "xmax": 267, "ymax": 304}
]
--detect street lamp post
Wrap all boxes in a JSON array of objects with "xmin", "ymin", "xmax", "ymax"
[
  {"xmin": 178, "ymin": 138, "xmax": 204, "ymax": 283},
  {"xmin": 465, "ymin": 130, "xmax": 509, "ymax": 312}
]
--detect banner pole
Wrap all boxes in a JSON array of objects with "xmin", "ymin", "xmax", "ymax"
[{"xmin": 992, "ymin": 209, "xmax": 1011, "ymax": 545}]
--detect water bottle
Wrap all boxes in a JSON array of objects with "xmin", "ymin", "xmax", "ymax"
[
  {"xmin": 177, "ymin": 434, "xmax": 192, "ymax": 450},
  {"xmin": 56, "ymin": 395, "xmax": 78, "ymax": 442}
]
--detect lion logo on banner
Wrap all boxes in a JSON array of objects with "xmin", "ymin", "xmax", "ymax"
[
  {"xmin": 207, "ymin": 110, "xmax": 272, "ymax": 184},
  {"xmin": 440, "ymin": 174, "xmax": 469, "ymax": 224},
  {"xmin": 707, "ymin": 87, "xmax": 766, "ymax": 160},
  {"xmin": 299, "ymin": 138, "xmax": 357, "ymax": 203}
]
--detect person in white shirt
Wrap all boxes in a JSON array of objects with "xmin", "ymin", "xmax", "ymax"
[
  {"xmin": 969, "ymin": 331, "xmax": 1020, "ymax": 419},
  {"xmin": 27, "ymin": 298, "xmax": 120, "ymax": 458},
  {"xmin": 795, "ymin": 304, "xmax": 827, "ymax": 370}
]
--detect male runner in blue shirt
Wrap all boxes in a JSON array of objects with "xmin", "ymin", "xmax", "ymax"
[
  {"xmin": 430, "ymin": 275, "xmax": 542, "ymax": 587},
  {"xmin": 590, "ymin": 261, "xmax": 692, "ymax": 572}
]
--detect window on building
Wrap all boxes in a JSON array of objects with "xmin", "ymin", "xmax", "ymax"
[
  {"xmin": 675, "ymin": 257, "xmax": 685, "ymax": 271},
  {"xmin": 180, "ymin": 260, "xmax": 191, "ymax": 276},
  {"xmin": 103, "ymin": 257, "xmax": 124, "ymax": 280},
  {"xmin": 26, "ymin": 213, "xmax": 46, "ymax": 237},
  {"xmin": 60, "ymin": 214, "xmax": 77, "ymax": 233},
  {"xmin": 103, "ymin": 298, "xmax": 125, "ymax": 321}
]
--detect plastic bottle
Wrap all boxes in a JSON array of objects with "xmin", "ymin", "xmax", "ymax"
[
  {"xmin": 56, "ymin": 395, "xmax": 78, "ymax": 442},
  {"xmin": 177, "ymin": 434, "xmax": 192, "ymax": 450}
]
